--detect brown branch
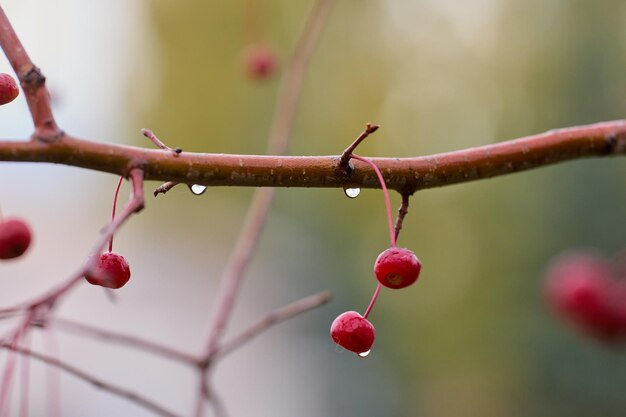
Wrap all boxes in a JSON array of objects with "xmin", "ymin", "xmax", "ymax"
[
  {"xmin": 213, "ymin": 291, "xmax": 333, "ymax": 360},
  {"xmin": 0, "ymin": 6, "xmax": 61, "ymax": 140},
  {"xmin": 0, "ymin": 343, "xmax": 183, "ymax": 417},
  {"xmin": 2, "ymin": 120, "xmax": 626, "ymax": 194}
]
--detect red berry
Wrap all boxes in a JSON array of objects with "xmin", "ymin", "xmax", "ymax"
[
  {"xmin": 0, "ymin": 73, "xmax": 19, "ymax": 106},
  {"xmin": 543, "ymin": 252, "xmax": 626, "ymax": 342},
  {"xmin": 85, "ymin": 252, "xmax": 131, "ymax": 289},
  {"xmin": 0, "ymin": 218, "xmax": 32, "ymax": 260},
  {"xmin": 330, "ymin": 311, "xmax": 375, "ymax": 354},
  {"xmin": 243, "ymin": 44, "xmax": 278, "ymax": 80},
  {"xmin": 374, "ymin": 247, "xmax": 422, "ymax": 289}
]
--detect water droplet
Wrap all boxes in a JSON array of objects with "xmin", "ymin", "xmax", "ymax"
[
  {"xmin": 343, "ymin": 186, "xmax": 361, "ymax": 199},
  {"xmin": 357, "ymin": 349, "xmax": 371, "ymax": 358},
  {"xmin": 190, "ymin": 184, "xmax": 207, "ymax": 195}
]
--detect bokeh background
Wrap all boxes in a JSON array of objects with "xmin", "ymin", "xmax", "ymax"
[{"xmin": 2, "ymin": 1, "xmax": 626, "ymax": 416}]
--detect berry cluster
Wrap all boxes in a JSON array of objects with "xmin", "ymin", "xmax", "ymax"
[
  {"xmin": 330, "ymin": 154, "xmax": 422, "ymax": 356},
  {"xmin": 544, "ymin": 251, "xmax": 626, "ymax": 343}
]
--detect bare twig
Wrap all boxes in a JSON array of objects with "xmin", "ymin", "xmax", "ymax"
[
  {"xmin": 338, "ymin": 123, "xmax": 380, "ymax": 171},
  {"xmin": 50, "ymin": 318, "xmax": 199, "ymax": 366},
  {"xmin": 394, "ymin": 193, "xmax": 411, "ymax": 242},
  {"xmin": 0, "ymin": 343, "xmax": 183, "ymax": 417},
  {"xmin": 142, "ymin": 129, "xmax": 182, "ymax": 156},
  {"xmin": 214, "ymin": 291, "xmax": 333, "ymax": 360},
  {"xmin": 2, "ymin": 121, "xmax": 626, "ymax": 193},
  {"xmin": 153, "ymin": 181, "xmax": 180, "ymax": 197}
]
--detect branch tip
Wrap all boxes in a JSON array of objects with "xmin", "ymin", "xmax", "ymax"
[{"xmin": 338, "ymin": 123, "xmax": 381, "ymax": 173}]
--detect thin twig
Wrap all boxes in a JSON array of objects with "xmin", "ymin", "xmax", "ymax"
[
  {"xmin": 214, "ymin": 291, "xmax": 333, "ymax": 360},
  {"xmin": 2, "ymin": 120, "xmax": 626, "ymax": 193},
  {"xmin": 338, "ymin": 123, "xmax": 380, "ymax": 171},
  {"xmin": 153, "ymin": 181, "xmax": 180, "ymax": 197},
  {"xmin": 142, "ymin": 129, "xmax": 182, "ymax": 156},
  {"xmin": 394, "ymin": 193, "xmax": 411, "ymax": 242},
  {"xmin": 0, "ymin": 343, "xmax": 183, "ymax": 417},
  {"xmin": 50, "ymin": 318, "xmax": 199, "ymax": 366}
]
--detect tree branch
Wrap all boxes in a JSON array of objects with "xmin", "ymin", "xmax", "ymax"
[
  {"xmin": 1, "ymin": 121, "xmax": 625, "ymax": 194},
  {"xmin": 50, "ymin": 318, "xmax": 199, "ymax": 366},
  {"xmin": 213, "ymin": 291, "xmax": 333, "ymax": 360},
  {"xmin": 0, "ymin": 343, "xmax": 183, "ymax": 417},
  {"xmin": 0, "ymin": 6, "xmax": 61, "ymax": 140}
]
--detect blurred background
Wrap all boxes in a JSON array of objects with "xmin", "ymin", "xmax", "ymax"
[{"xmin": 1, "ymin": 0, "xmax": 626, "ymax": 416}]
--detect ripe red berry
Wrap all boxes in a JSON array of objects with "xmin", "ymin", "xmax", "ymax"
[
  {"xmin": 243, "ymin": 44, "xmax": 278, "ymax": 80},
  {"xmin": 374, "ymin": 247, "xmax": 422, "ymax": 289},
  {"xmin": 85, "ymin": 252, "xmax": 131, "ymax": 289},
  {"xmin": 0, "ymin": 73, "xmax": 19, "ymax": 106},
  {"xmin": 0, "ymin": 218, "xmax": 32, "ymax": 260},
  {"xmin": 544, "ymin": 252, "xmax": 626, "ymax": 342},
  {"xmin": 330, "ymin": 311, "xmax": 375, "ymax": 354}
]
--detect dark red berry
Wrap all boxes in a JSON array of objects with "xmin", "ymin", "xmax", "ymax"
[
  {"xmin": 330, "ymin": 311, "xmax": 375, "ymax": 354},
  {"xmin": 544, "ymin": 252, "xmax": 626, "ymax": 342},
  {"xmin": 0, "ymin": 218, "xmax": 32, "ymax": 260},
  {"xmin": 374, "ymin": 247, "xmax": 422, "ymax": 289},
  {"xmin": 85, "ymin": 252, "xmax": 131, "ymax": 289},
  {"xmin": 0, "ymin": 73, "xmax": 19, "ymax": 106},
  {"xmin": 243, "ymin": 44, "xmax": 278, "ymax": 80}
]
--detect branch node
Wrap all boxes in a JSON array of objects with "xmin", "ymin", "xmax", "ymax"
[{"xmin": 19, "ymin": 65, "xmax": 46, "ymax": 94}]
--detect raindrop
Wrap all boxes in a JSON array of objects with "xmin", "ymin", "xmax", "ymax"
[
  {"xmin": 357, "ymin": 350, "xmax": 371, "ymax": 358},
  {"xmin": 190, "ymin": 184, "xmax": 207, "ymax": 195},
  {"xmin": 343, "ymin": 186, "xmax": 361, "ymax": 199}
]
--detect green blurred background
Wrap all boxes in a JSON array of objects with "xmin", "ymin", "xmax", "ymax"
[{"xmin": 2, "ymin": 0, "xmax": 626, "ymax": 416}]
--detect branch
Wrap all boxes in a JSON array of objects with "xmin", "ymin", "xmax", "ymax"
[
  {"xmin": 1, "ymin": 121, "xmax": 625, "ymax": 194},
  {"xmin": 214, "ymin": 291, "xmax": 333, "ymax": 360},
  {"xmin": 0, "ymin": 343, "xmax": 183, "ymax": 417},
  {"xmin": 50, "ymin": 318, "xmax": 199, "ymax": 366},
  {"xmin": 0, "ymin": 6, "xmax": 61, "ymax": 140}
]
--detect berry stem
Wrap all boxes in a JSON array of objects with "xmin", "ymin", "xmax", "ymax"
[
  {"xmin": 109, "ymin": 176, "xmax": 124, "ymax": 253},
  {"xmin": 350, "ymin": 154, "xmax": 396, "ymax": 247},
  {"xmin": 363, "ymin": 283, "xmax": 382, "ymax": 320}
]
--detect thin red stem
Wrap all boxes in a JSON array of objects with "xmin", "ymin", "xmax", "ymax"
[
  {"xmin": 350, "ymin": 154, "xmax": 396, "ymax": 247},
  {"xmin": 363, "ymin": 283, "xmax": 382, "ymax": 320},
  {"xmin": 109, "ymin": 176, "xmax": 124, "ymax": 253}
]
